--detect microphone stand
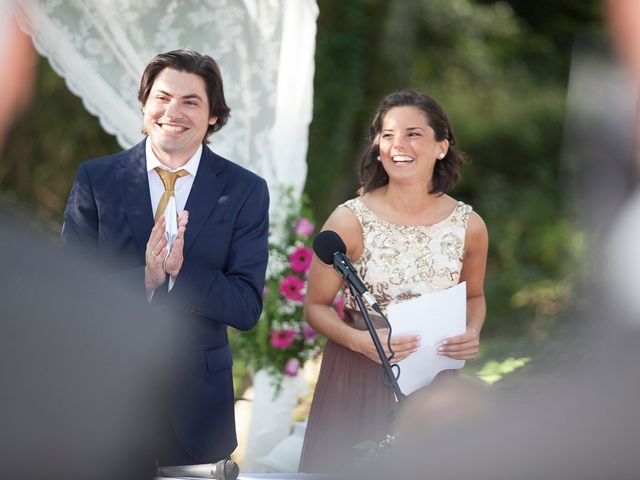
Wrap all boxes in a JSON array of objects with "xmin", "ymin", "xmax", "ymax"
[{"xmin": 349, "ymin": 283, "xmax": 406, "ymax": 404}]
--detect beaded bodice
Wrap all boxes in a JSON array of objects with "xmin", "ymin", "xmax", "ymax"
[{"xmin": 341, "ymin": 197, "xmax": 472, "ymax": 313}]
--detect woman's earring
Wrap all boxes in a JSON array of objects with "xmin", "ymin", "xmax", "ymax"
[
  {"xmin": 438, "ymin": 152, "xmax": 445, "ymax": 159},
  {"xmin": 377, "ymin": 155, "xmax": 381, "ymax": 161}
]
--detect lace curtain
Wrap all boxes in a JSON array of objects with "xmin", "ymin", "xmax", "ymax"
[{"xmin": 12, "ymin": 0, "xmax": 318, "ymax": 197}]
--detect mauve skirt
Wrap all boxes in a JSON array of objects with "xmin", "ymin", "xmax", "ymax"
[{"xmin": 298, "ymin": 309, "xmax": 396, "ymax": 473}]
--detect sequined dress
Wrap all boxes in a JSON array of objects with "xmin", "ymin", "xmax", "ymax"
[{"xmin": 298, "ymin": 197, "xmax": 472, "ymax": 473}]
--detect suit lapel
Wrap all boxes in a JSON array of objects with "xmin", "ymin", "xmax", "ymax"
[
  {"xmin": 119, "ymin": 140, "xmax": 154, "ymax": 254},
  {"xmin": 183, "ymin": 146, "xmax": 227, "ymax": 256}
]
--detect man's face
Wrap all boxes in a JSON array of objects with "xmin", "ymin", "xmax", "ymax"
[{"xmin": 142, "ymin": 68, "xmax": 217, "ymax": 163}]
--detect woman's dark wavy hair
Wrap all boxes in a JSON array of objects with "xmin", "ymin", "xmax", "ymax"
[
  {"xmin": 138, "ymin": 49, "xmax": 231, "ymax": 142},
  {"xmin": 358, "ymin": 90, "xmax": 467, "ymax": 194}
]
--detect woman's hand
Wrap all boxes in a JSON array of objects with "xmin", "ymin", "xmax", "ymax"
[
  {"xmin": 353, "ymin": 328, "xmax": 420, "ymax": 364},
  {"xmin": 438, "ymin": 326, "xmax": 480, "ymax": 360}
]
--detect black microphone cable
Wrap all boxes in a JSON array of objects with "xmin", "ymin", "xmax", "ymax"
[{"xmin": 371, "ymin": 302, "xmax": 402, "ymax": 385}]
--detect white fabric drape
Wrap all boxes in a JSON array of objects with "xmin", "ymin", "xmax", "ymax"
[{"xmin": 12, "ymin": 0, "xmax": 318, "ymax": 197}]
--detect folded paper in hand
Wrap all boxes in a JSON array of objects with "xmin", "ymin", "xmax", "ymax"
[
  {"xmin": 164, "ymin": 196, "xmax": 178, "ymax": 252},
  {"xmin": 387, "ymin": 281, "xmax": 467, "ymax": 396},
  {"xmin": 163, "ymin": 196, "xmax": 178, "ymax": 291}
]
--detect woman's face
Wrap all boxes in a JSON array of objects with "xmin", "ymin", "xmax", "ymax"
[{"xmin": 377, "ymin": 105, "xmax": 448, "ymax": 187}]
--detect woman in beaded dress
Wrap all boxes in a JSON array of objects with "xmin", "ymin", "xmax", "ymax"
[{"xmin": 298, "ymin": 90, "xmax": 489, "ymax": 473}]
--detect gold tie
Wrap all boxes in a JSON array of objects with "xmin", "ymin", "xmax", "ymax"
[{"xmin": 154, "ymin": 167, "xmax": 189, "ymax": 222}]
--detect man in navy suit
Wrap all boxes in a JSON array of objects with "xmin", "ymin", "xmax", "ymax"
[{"xmin": 61, "ymin": 49, "xmax": 270, "ymax": 467}]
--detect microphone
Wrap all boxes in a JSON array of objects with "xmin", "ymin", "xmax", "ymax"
[
  {"xmin": 313, "ymin": 230, "xmax": 380, "ymax": 310},
  {"xmin": 157, "ymin": 459, "xmax": 239, "ymax": 479}
]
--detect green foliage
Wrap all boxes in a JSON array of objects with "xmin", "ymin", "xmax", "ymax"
[
  {"xmin": 476, "ymin": 356, "xmax": 531, "ymax": 384},
  {"xmin": 1, "ymin": 57, "xmax": 120, "ymax": 233},
  {"xmin": 476, "ymin": 0, "xmax": 604, "ymax": 81},
  {"xmin": 443, "ymin": 81, "xmax": 583, "ymax": 335},
  {"xmin": 305, "ymin": 0, "xmax": 390, "ymax": 221}
]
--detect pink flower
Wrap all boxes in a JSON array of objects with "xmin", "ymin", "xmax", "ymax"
[
  {"xmin": 302, "ymin": 323, "xmax": 316, "ymax": 341},
  {"xmin": 294, "ymin": 218, "xmax": 314, "ymax": 237},
  {"xmin": 263, "ymin": 285, "xmax": 269, "ymax": 298},
  {"xmin": 279, "ymin": 275, "xmax": 305, "ymax": 302},
  {"xmin": 289, "ymin": 246, "xmax": 313, "ymax": 273},
  {"xmin": 284, "ymin": 358, "xmax": 300, "ymax": 376},
  {"xmin": 333, "ymin": 295, "xmax": 345, "ymax": 319},
  {"xmin": 270, "ymin": 328, "xmax": 296, "ymax": 349}
]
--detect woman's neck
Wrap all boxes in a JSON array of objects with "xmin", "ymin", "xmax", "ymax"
[{"xmin": 383, "ymin": 182, "xmax": 438, "ymax": 215}]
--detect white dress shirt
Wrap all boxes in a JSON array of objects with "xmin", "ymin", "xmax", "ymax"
[
  {"xmin": 145, "ymin": 139, "xmax": 202, "ymax": 294},
  {"xmin": 146, "ymin": 139, "xmax": 202, "ymax": 217}
]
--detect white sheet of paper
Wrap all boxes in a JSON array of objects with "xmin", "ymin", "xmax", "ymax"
[
  {"xmin": 387, "ymin": 281, "xmax": 467, "ymax": 396},
  {"xmin": 163, "ymin": 196, "xmax": 178, "ymax": 291},
  {"xmin": 163, "ymin": 196, "xmax": 178, "ymax": 250}
]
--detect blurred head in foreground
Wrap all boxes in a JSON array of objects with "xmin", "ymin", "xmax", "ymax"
[
  {"xmin": 1, "ymin": 245, "xmax": 182, "ymax": 479},
  {"xmin": 598, "ymin": 0, "xmax": 640, "ymax": 325},
  {"xmin": 352, "ymin": 350, "xmax": 640, "ymax": 480},
  {"xmin": 0, "ymin": 1, "xmax": 37, "ymax": 153},
  {"xmin": 396, "ymin": 373, "xmax": 493, "ymax": 438},
  {"xmin": 0, "ymin": 3, "xmax": 182, "ymax": 478}
]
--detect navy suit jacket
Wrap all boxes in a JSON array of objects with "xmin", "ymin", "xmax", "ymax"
[{"xmin": 61, "ymin": 139, "xmax": 269, "ymax": 462}]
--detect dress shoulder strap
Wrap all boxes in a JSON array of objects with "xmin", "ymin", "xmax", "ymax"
[
  {"xmin": 450, "ymin": 201, "xmax": 473, "ymax": 230},
  {"xmin": 340, "ymin": 197, "xmax": 378, "ymax": 228}
]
